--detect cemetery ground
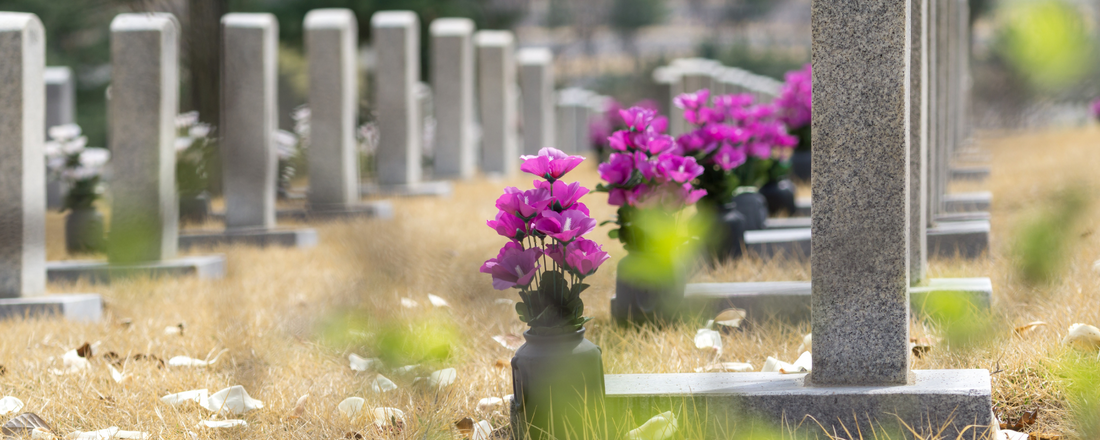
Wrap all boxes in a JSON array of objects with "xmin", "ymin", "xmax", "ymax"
[{"xmin": 4, "ymin": 126, "xmax": 1098, "ymax": 439}]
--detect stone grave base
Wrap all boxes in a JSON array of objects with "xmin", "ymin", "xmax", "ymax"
[
  {"xmin": 681, "ymin": 277, "xmax": 991, "ymax": 322},
  {"xmin": 360, "ymin": 181, "xmax": 453, "ymax": 198},
  {"xmin": 276, "ymin": 201, "xmax": 394, "ymax": 222},
  {"xmin": 179, "ymin": 227, "xmax": 318, "ymax": 250},
  {"xmin": 936, "ymin": 211, "xmax": 991, "ymax": 223},
  {"xmin": 944, "ymin": 191, "xmax": 991, "ymax": 213},
  {"xmin": 0, "ymin": 294, "xmax": 103, "ymax": 322},
  {"xmin": 605, "ymin": 370, "xmax": 993, "ymax": 439},
  {"xmin": 46, "ymin": 255, "xmax": 226, "ymax": 283},
  {"xmin": 950, "ymin": 166, "xmax": 990, "ymax": 182},
  {"xmin": 764, "ymin": 217, "xmax": 811, "ymax": 230},
  {"xmin": 794, "ymin": 198, "xmax": 811, "ymax": 217},
  {"xmin": 929, "ymin": 220, "xmax": 989, "ymax": 258},
  {"xmin": 745, "ymin": 228, "xmax": 811, "ymax": 260}
]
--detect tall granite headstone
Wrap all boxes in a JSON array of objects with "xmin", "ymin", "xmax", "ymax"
[
  {"xmin": 475, "ymin": 30, "xmax": 517, "ymax": 176},
  {"xmin": 430, "ymin": 18, "xmax": 475, "ymax": 179},
  {"xmin": 556, "ymin": 88, "xmax": 593, "ymax": 155},
  {"xmin": 372, "ymin": 11, "xmax": 421, "ymax": 185},
  {"xmin": 517, "ymin": 47, "xmax": 554, "ymax": 156},
  {"xmin": 910, "ymin": 0, "xmax": 929, "ymax": 284},
  {"xmin": 305, "ymin": 9, "xmax": 358, "ymax": 209}
]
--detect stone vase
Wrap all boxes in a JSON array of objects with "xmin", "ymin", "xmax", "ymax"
[
  {"xmin": 511, "ymin": 328, "xmax": 605, "ymax": 440},
  {"xmin": 792, "ymin": 151, "xmax": 812, "ymax": 183},
  {"xmin": 732, "ymin": 191, "xmax": 769, "ymax": 231},
  {"xmin": 179, "ymin": 192, "xmax": 210, "ymax": 223},
  {"xmin": 759, "ymin": 179, "xmax": 797, "ymax": 216},
  {"xmin": 611, "ymin": 254, "xmax": 687, "ymax": 324},
  {"xmin": 709, "ymin": 202, "xmax": 747, "ymax": 262},
  {"xmin": 65, "ymin": 207, "xmax": 105, "ymax": 254}
]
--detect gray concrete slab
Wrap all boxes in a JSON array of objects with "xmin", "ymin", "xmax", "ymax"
[
  {"xmin": 745, "ymin": 228, "xmax": 811, "ymax": 260},
  {"xmin": 46, "ymin": 255, "xmax": 226, "ymax": 283},
  {"xmin": 605, "ymin": 370, "xmax": 993, "ymax": 438},
  {"xmin": 276, "ymin": 201, "xmax": 394, "ymax": 222},
  {"xmin": 936, "ymin": 211, "xmax": 990, "ymax": 222},
  {"xmin": 944, "ymin": 191, "xmax": 991, "ymax": 213},
  {"xmin": 763, "ymin": 217, "xmax": 811, "ymax": 230},
  {"xmin": 0, "ymin": 294, "xmax": 102, "ymax": 322},
  {"xmin": 360, "ymin": 180, "xmax": 452, "ymax": 198},
  {"xmin": 179, "ymin": 228, "xmax": 318, "ymax": 250},
  {"xmin": 950, "ymin": 166, "xmax": 989, "ymax": 182},
  {"xmin": 928, "ymin": 220, "xmax": 989, "ymax": 258}
]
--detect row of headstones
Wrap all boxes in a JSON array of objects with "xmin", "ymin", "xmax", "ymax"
[{"xmin": 653, "ymin": 57, "xmax": 783, "ymax": 136}]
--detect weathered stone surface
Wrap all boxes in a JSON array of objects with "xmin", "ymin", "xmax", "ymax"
[
  {"xmin": 475, "ymin": 30, "xmax": 517, "ymax": 175},
  {"xmin": 430, "ymin": 18, "xmax": 475, "ymax": 179},
  {"xmin": 0, "ymin": 13, "xmax": 46, "ymax": 298},
  {"xmin": 372, "ymin": 11, "xmax": 421, "ymax": 185},
  {"xmin": 810, "ymin": 0, "xmax": 911, "ymax": 386},
  {"xmin": 517, "ymin": 48, "xmax": 554, "ymax": 156},
  {"xmin": 47, "ymin": 255, "xmax": 226, "ymax": 283},
  {"xmin": 305, "ymin": 9, "xmax": 359, "ymax": 209},
  {"xmin": 910, "ymin": 0, "xmax": 929, "ymax": 285},
  {"xmin": 221, "ymin": 13, "xmax": 277, "ymax": 230},
  {"xmin": 107, "ymin": 13, "xmax": 180, "ymax": 264},
  {"xmin": 555, "ymin": 88, "xmax": 593, "ymax": 155}
]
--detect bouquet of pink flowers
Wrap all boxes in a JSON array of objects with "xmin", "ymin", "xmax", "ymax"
[
  {"xmin": 481, "ymin": 148, "xmax": 610, "ymax": 335},
  {"xmin": 595, "ymin": 106, "xmax": 708, "ymax": 252},
  {"xmin": 775, "ymin": 64, "xmax": 812, "ymax": 152},
  {"xmin": 1091, "ymin": 98, "xmax": 1100, "ymax": 122},
  {"xmin": 589, "ymin": 99, "xmax": 661, "ymax": 162}
]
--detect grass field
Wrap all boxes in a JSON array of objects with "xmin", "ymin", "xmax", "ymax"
[{"xmin": 5, "ymin": 125, "xmax": 1099, "ymax": 439}]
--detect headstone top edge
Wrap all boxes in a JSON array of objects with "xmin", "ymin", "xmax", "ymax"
[
  {"xmin": 111, "ymin": 13, "xmax": 178, "ymax": 32},
  {"xmin": 516, "ymin": 47, "xmax": 552, "ymax": 64},
  {"xmin": 45, "ymin": 66, "xmax": 73, "ymax": 82},
  {"xmin": 304, "ymin": 9, "xmax": 356, "ymax": 29},
  {"xmin": 558, "ymin": 87, "xmax": 594, "ymax": 105},
  {"xmin": 371, "ymin": 11, "xmax": 418, "ymax": 28},
  {"xmin": 652, "ymin": 66, "xmax": 682, "ymax": 83},
  {"xmin": 429, "ymin": 18, "xmax": 474, "ymax": 35},
  {"xmin": 222, "ymin": 12, "xmax": 277, "ymax": 29},
  {"xmin": 474, "ymin": 30, "xmax": 514, "ymax": 46},
  {"xmin": 0, "ymin": 11, "xmax": 40, "ymax": 32}
]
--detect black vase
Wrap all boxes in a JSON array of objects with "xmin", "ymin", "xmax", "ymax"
[
  {"xmin": 710, "ymin": 203, "xmax": 746, "ymax": 262},
  {"xmin": 611, "ymin": 254, "xmax": 686, "ymax": 325},
  {"xmin": 179, "ymin": 192, "xmax": 211, "ymax": 223},
  {"xmin": 65, "ymin": 207, "xmax": 105, "ymax": 254},
  {"xmin": 759, "ymin": 179, "xmax": 797, "ymax": 216},
  {"xmin": 511, "ymin": 328, "xmax": 605, "ymax": 440},
  {"xmin": 732, "ymin": 192, "xmax": 768, "ymax": 231},
  {"xmin": 792, "ymin": 151, "xmax": 811, "ymax": 183}
]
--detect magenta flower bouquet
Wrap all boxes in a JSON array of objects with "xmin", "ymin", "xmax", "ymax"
[
  {"xmin": 589, "ymin": 99, "xmax": 660, "ymax": 162},
  {"xmin": 1091, "ymin": 98, "xmax": 1100, "ymax": 122},
  {"xmin": 482, "ymin": 148, "xmax": 610, "ymax": 335},
  {"xmin": 775, "ymin": 64, "xmax": 812, "ymax": 152}
]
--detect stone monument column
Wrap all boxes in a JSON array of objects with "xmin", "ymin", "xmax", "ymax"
[
  {"xmin": 430, "ymin": 18, "xmax": 475, "ymax": 179},
  {"xmin": 910, "ymin": 0, "xmax": 929, "ymax": 284},
  {"xmin": 305, "ymin": 9, "xmax": 359, "ymax": 209},
  {"xmin": 475, "ymin": 30, "xmax": 517, "ymax": 176},
  {"xmin": 518, "ymin": 48, "xmax": 554, "ymax": 156},
  {"xmin": 372, "ymin": 11, "xmax": 421, "ymax": 185}
]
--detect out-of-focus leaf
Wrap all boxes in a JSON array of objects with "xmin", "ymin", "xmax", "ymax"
[{"xmin": 455, "ymin": 417, "xmax": 474, "ymax": 436}]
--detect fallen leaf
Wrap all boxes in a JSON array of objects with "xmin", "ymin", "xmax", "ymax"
[
  {"xmin": 472, "ymin": 420, "xmax": 493, "ymax": 440},
  {"xmin": 494, "ymin": 359, "xmax": 509, "ymax": 370},
  {"xmin": 911, "ymin": 344, "xmax": 931, "ymax": 358},
  {"xmin": 1014, "ymin": 321, "xmax": 1048, "ymax": 337},
  {"xmin": 797, "ymin": 333, "xmax": 812, "ymax": 353},
  {"xmin": 1063, "ymin": 323, "xmax": 1100, "ymax": 351},
  {"xmin": 0, "ymin": 396, "xmax": 25, "ymax": 416},
  {"xmin": 196, "ymin": 420, "xmax": 247, "ymax": 429},
  {"xmin": 370, "ymin": 407, "xmax": 405, "ymax": 433},
  {"xmin": 160, "ymin": 389, "xmax": 209, "ymax": 407},
  {"xmin": 344, "ymin": 432, "xmax": 363, "ymax": 439},
  {"xmin": 0, "ymin": 365, "xmax": 5, "ymax": 376},
  {"xmin": 2, "ymin": 413, "xmax": 53, "ymax": 437},
  {"xmin": 429, "ymin": 368, "xmax": 457, "ymax": 389},
  {"xmin": 400, "ymin": 298, "xmax": 418, "ymax": 308},
  {"xmin": 477, "ymin": 397, "xmax": 503, "ymax": 414},
  {"xmin": 130, "ymin": 354, "xmax": 165, "ymax": 368},
  {"xmin": 102, "ymin": 352, "xmax": 122, "ymax": 366},
  {"xmin": 349, "ymin": 354, "xmax": 379, "ymax": 372},
  {"xmin": 200, "ymin": 386, "xmax": 263, "ymax": 415},
  {"xmin": 108, "ymin": 365, "xmax": 129, "ymax": 384},
  {"xmin": 695, "ymin": 362, "xmax": 754, "ymax": 373},
  {"xmin": 693, "ymin": 329, "xmax": 722, "ymax": 355},
  {"xmin": 164, "ymin": 323, "xmax": 184, "ymax": 335},
  {"xmin": 427, "ymin": 294, "xmax": 450, "ymax": 307},
  {"xmin": 337, "ymin": 397, "xmax": 364, "ymax": 419},
  {"xmin": 75, "ymin": 343, "xmax": 93, "ymax": 358},
  {"xmin": 168, "ymin": 349, "xmax": 227, "ymax": 367},
  {"xmin": 455, "ymin": 417, "xmax": 475, "ymax": 436},
  {"xmin": 714, "ymin": 308, "xmax": 747, "ymax": 329},
  {"xmin": 492, "ymin": 335, "xmax": 524, "ymax": 351},
  {"xmin": 371, "ymin": 375, "xmax": 397, "ymax": 393},
  {"xmin": 287, "ymin": 394, "xmax": 308, "ymax": 420},
  {"xmin": 628, "ymin": 411, "xmax": 678, "ymax": 440}
]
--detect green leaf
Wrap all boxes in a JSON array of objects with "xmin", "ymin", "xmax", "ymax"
[
  {"xmin": 515, "ymin": 302, "xmax": 531, "ymax": 323},
  {"xmin": 608, "ymin": 229, "xmax": 620, "ymax": 239}
]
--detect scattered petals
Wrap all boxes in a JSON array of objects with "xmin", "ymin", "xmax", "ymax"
[
  {"xmin": 196, "ymin": 420, "xmax": 247, "ymax": 429},
  {"xmin": 161, "ymin": 389, "xmax": 209, "ymax": 407},
  {"xmin": 51, "ymin": 349, "xmax": 90, "ymax": 375},
  {"xmin": 472, "ymin": 420, "xmax": 493, "ymax": 440},
  {"xmin": 693, "ymin": 329, "xmax": 722, "ymax": 354},
  {"xmin": 337, "ymin": 397, "xmax": 365, "ymax": 419},
  {"xmin": 429, "ymin": 368, "xmax": 457, "ymax": 389},
  {"xmin": 164, "ymin": 324, "xmax": 184, "ymax": 335},
  {"xmin": 168, "ymin": 350, "xmax": 227, "ymax": 367},
  {"xmin": 66, "ymin": 428, "xmax": 149, "ymax": 440},
  {"xmin": 108, "ymin": 365, "xmax": 129, "ymax": 384},
  {"xmin": 349, "ymin": 354, "xmax": 379, "ymax": 372},
  {"xmin": 370, "ymin": 407, "xmax": 406, "ymax": 431},
  {"xmin": 371, "ymin": 375, "xmax": 397, "ymax": 393},
  {"xmin": 200, "ymin": 385, "xmax": 263, "ymax": 415},
  {"xmin": 477, "ymin": 397, "xmax": 504, "ymax": 414},
  {"xmin": 797, "ymin": 333, "xmax": 812, "ymax": 353},
  {"xmin": 427, "ymin": 294, "xmax": 450, "ymax": 307},
  {"xmin": 695, "ymin": 362, "xmax": 753, "ymax": 373},
  {"xmin": 393, "ymin": 365, "xmax": 420, "ymax": 375},
  {"xmin": 400, "ymin": 298, "xmax": 418, "ymax": 308},
  {"xmin": 1014, "ymin": 321, "xmax": 1048, "ymax": 337},
  {"xmin": 761, "ymin": 353, "xmax": 811, "ymax": 374},
  {"xmin": 3, "ymin": 413, "xmax": 53, "ymax": 437},
  {"xmin": 628, "ymin": 411, "xmax": 678, "ymax": 440},
  {"xmin": 492, "ymin": 335, "xmax": 524, "ymax": 351},
  {"xmin": 1063, "ymin": 323, "xmax": 1100, "ymax": 351},
  {"xmin": 0, "ymin": 396, "xmax": 24, "ymax": 416},
  {"xmin": 713, "ymin": 308, "xmax": 746, "ymax": 329},
  {"xmin": 287, "ymin": 394, "xmax": 309, "ymax": 420}
]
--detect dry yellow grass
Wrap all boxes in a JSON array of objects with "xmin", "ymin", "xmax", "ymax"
[{"xmin": 4, "ymin": 125, "xmax": 1099, "ymax": 439}]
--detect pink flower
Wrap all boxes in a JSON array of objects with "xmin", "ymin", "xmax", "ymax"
[
  {"xmin": 607, "ymin": 130, "xmax": 632, "ymax": 151},
  {"xmin": 746, "ymin": 141, "xmax": 772, "ymax": 160},
  {"xmin": 563, "ymin": 238, "xmax": 610, "ymax": 277},
  {"xmin": 678, "ymin": 183, "xmax": 708, "ymax": 206},
  {"xmin": 620, "ymin": 107, "xmax": 658, "ymax": 132},
  {"xmin": 608, "ymin": 186, "xmax": 645, "ymax": 207},
  {"xmin": 714, "ymin": 143, "xmax": 747, "ymax": 171},
  {"xmin": 520, "ymin": 148, "xmax": 584, "ymax": 181},
  {"xmin": 487, "ymin": 211, "xmax": 529, "ymax": 241},
  {"xmin": 674, "ymin": 89, "xmax": 711, "ymax": 125},
  {"xmin": 637, "ymin": 133, "xmax": 676, "ymax": 155},
  {"xmin": 534, "ymin": 209, "xmax": 597, "ymax": 244},
  {"xmin": 548, "ymin": 180, "xmax": 589, "ymax": 211},
  {"xmin": 496, "ymin": 187, "xmax": 551, "ymax": 220},
  {"xmin": 598, "ymin": 153, "xmax": 635, "ymax": 185},
  {"xmin": 481, "ymin": 244, "xmax": 543, "ymax": 290},
  {"xmin": 656, "ymin": 154, "xmax": 704, "ymax": 183}
]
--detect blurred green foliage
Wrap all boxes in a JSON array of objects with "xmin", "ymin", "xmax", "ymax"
[
  {"xmin": 993, "ymin": 0, "xmax": 1097, "ymax": 90},
  {"xmin": 318, "ymin": 310, "xmax": 462, "ymax": 369},
  {"xmin": 1011, "ymin": 186, "xmax": 1089, "ymax": 285},
  {"xmin": 618, "ymin": 208, "xmax": 708, "ymax": 287},
  {"xmin": 1055, "ymin": 353, "xmax": 1100, "ymax": 438},
  {"xmin": 917, "ymin": 291, "xmax": 997, "ymax": 351}
]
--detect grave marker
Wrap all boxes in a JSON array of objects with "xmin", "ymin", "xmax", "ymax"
[
  {"xmin": 475, "ymin": 30, "xmax": 517, "ymax": 176},
  {"xmin": 44, "ymin": 66, "xmax": 74, "ymax": 209},
  {"xmin": 555, "ymin": 88, "xmax": 593, "ymax": 155},
  {"xmin": 305, "ymin": 9, "xmax": 359, "ymax": 210},
  {"xmin": 373, "ymin": 11, "xmax": 421, "ymax": 185},
  {"xmin": 430, "ymin": 18, "xmax": 476, "ymax": 179},
  {"xmin": 517, "ymin": 47, "xmax": 554, "ymax": 156}
]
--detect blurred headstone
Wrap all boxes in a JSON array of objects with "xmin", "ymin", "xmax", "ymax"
[
  {"xmin": 475, "ymin": 30, "xmax": 518, "ymax": 176},
  {"xmin": 517, "ymin": 47, "xmax": 554, "ymax": 156},
  {"xmin": 430, "ymin": 18, "xmax": 476, "ymax": 179}
]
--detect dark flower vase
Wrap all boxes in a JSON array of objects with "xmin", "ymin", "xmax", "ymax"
[
  {"xmin": 792, "ymin": 151, "xmax": 811, "ymax": 183},
  {"xmin": 65, "ymin": 207, "xmax": 105, "ymax": 254},
  {"xmin": 759, "ymin": 179, "xmax": 797, "ymax": 216},
  {"xmin": 511, "ymin": 328, "xmax": 605, "ymax": 440},
  {"xmin": 732, "ymin": 192, "xmax": 769, "ymax": 231},
  {"xmin": 179, "ymin": 192, "xmax": 211, "ymax": 223},
  {"xmin": 611, "ymin": 254, "xmax": 687, "ymax": 325},
  {"xmin": 709, "ymin": 203, "xmax": 746, "ymax": 262}
]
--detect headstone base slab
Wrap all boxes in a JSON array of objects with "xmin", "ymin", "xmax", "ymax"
[
  {"xmin": 794, "ymin": 198, "xmax": 811, "ymax": 217},
  {"xmin": 606, "ymin": 370, "xmax": 993, "ymax": 439},
  {"xmin": 278, "ymin": 201, "xmax": 394, "ymax": 222},
  {"xmin": 179, "ymin": 228, "xmax": 319, "ymax": 250},
  {"xmin": 360, "ymin": 181, "xmax": 452, "ymax": 198},
  {"xmin": 0, "ymin": 294, "xmax": 103, "ymax": 322},
  {"xmin": 936, "ymin": 211, "xmax": 991, "ymax": 223},
  {"xmin": 950, "ymin": 166, "xmax": 990, "ymax": 182},
  {"xmin": 745, "ymin": 228, "xmax": 811, "ymax": 260},
  {"xmin": 929, "ymin": 220, "xmax": 989, "ymax": 259},
  {"xmin": 944, "ymin": 192, "xmax": 991, "ymax": 213},
  {"xmin": 46, "ymin": 255, "xmax": 226, "ymax": 283},
  {"xmin": 764, "ymin": 217, "xmax": 811, "ymax": 230}
]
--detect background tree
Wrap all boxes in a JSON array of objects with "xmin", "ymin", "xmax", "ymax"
[{"xmin": 609, "ymin": 0, "xmax": 663, "ymax": 64}]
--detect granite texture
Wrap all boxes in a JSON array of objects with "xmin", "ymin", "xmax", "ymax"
[
  {"xmin": 221, "ymin": 13, "xmax": 278, "ymax": 230},
  {"xmin": 810, "ymin": 0, "xmax": 910, "ymax": 386},
  {"xmin": 305, "ymin": 9, "xmax": 359, "ymax": 209},
  {"xmin": 517, "ymin": 48, "xmax": 554, "ymax": 156},
  {"xmin": 944, "ymin": 191, "xmax": 991, "ymax": 213},
  {"xmin": 605, "ymin": 370, "xmax": 993, "ymax": 439},
  {"xmin": 0, "ymin": 294, "xmax": 102, "ymax": 322},
  {"xmin": 372, "ymin": 11, "xmax": 421, "ymax": 185},
  {"xmin": 44, "ymin": 66, "xmax": 73, "ymax": 210},
  {"xmin": 178, "ymin": 227, "xmax": 318, "ymax": 250},
  {"xmin": 555, "ymin": 88, "xmax": 593, "ymax": 155},
  {"xmin": 107, "ymin": 13, "xmax": 179, "ymax": 265},
  {"xmin": 430, "ymin": 18, "xmax": 475, "ymax": 179},
  {"xmin": 910, "ymin": 0, "xmax": 929, "ymax": 285},
  {"xmin": 0, "ymin": 13, "xmax": 46, "ymax": 298},
  {"xmin": 47, "ymin": 255, "xmax": 226, "ymax": 283},
  {"xmin": 475, "ymin": 30, "xmax": 517, "ymax": 176},
  {"xmin": 928, "ymin": 220, "xmax": 989, "ymax": 259}
]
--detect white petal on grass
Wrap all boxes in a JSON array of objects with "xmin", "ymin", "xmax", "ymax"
[
  {"xmin": 693, "ymin": 329, "xmax": 722, "ymax": 354},
  {"xmin": 349, "ymin": 354, "xmax": 379, "ymax": 372},
  {"xmin": 427, "ymin": 294, "xmax": 449, "ymax": 307},
  {"xmin": 161, "ymin": 389, "xmax": 209, "ymax": 406},
  {"xmin": 627, "ymin": 411, "xmax": 678, "ymax": 440},
  {"xmin": 477, "ymin": 397, "xmax": 504, "ymax": 414},
  {"xmin": 393, "ymin": 364, "xmax": 419, "ymax": 375},
  {"xmin": 472, "ymin": 420, "xmax": 493, "ymax": 440},
  {"xmin": 337, "ymin": 397, "xmax": 364, "ymax": 419},
  {"xmin": 164, "ymin": 326, "xmax": 182, "ymax": 335},
  {"xmin": 371, "ymin": 375, "xmax": 398, "ymax": 393},
  {"xmin": 713, "ymin": 308, "xmax": 746, "ymax": 329},
  {"xmin": 400, "ymin": 298, "xmax": 418, "ymax": 308},
  {"xmin": 66, "ymin": 428, "xmax": 148, "ymax": 440},
  {"xmin": 30, "ymin": 428, "xmax": 53, "ymax": 440},
  {"xmin": 370, "ymin": 407, "xmax": 406, "ymax": 428},
  {"xmin": 168, "ymin": 350, "xmax": 227, "ymax": 367},
  {"xmin": 200, "ymin": 385, "xmax": 264, "ymax": 415},
  {"xmin": 196, "ymin": 420, "xmax": 247, "ymax": 429},
  {"xmin": 288, "ymin": 394, "xmax": 309, "ymax": 419},
  {"xmin": 761, "ymin": 357, "xmax": 795, "ymax": 373},
  {"xmin": 503, "ymin": 394, "xmax": 514, "ymax": 406},
  {"xmin": 694, "ymin": 362, "xmax": 754, "ymax": 373},
  {"xmin": 0, "ymin": 396, "xmax": 24, "ymax": 416},
  {"xmin": 1063, "ymin": 323, "xmax": 1100, "ymax": 351},
  {"xmin": 108, "ymin": 365, "xmax": 129, "ymax": 384},
  {"xmin": 789, "ymin": 351, "xmax": 812, "ymax": 373},
  {"xmin": 428, "ymin": 368, "xmax": 457, "ymax": 389},
  {"xmin": 51, "ymin": 349, "xmax": 90, "ymax": 375}
]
